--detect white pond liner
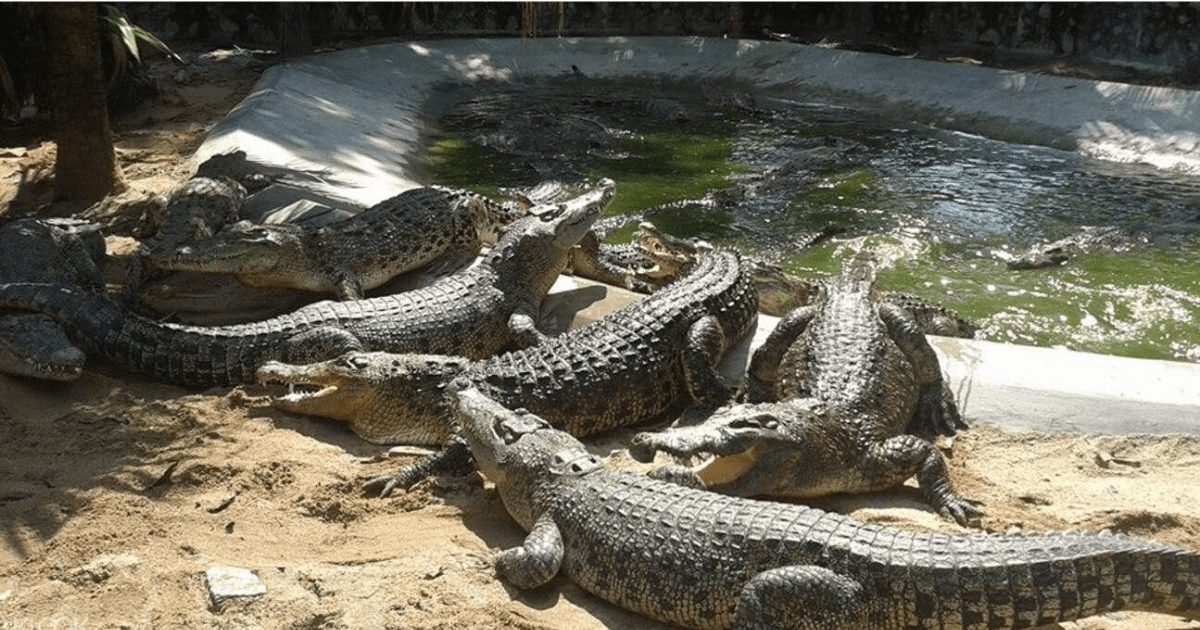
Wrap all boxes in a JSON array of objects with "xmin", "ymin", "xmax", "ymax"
[{"xmin": 195, "ymin": 36, "xmax": 1200, "ymax": 435}]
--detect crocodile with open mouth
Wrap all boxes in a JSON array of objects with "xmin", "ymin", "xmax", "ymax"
[
  {"xmin": 0, "ymin": 218, "xmax": 106, "ymax": 380},
  {"xmin": 456, "ymin": 385, "xmax": 1200, "ymax": 630},
  {"xmin": 254, "ymin": 249, "xmax": 757, "ymax": 494},
  {"xmin": 630, "ymin": 257, "xmax": 980, "ymax": 525},
  {"xmin": 0, "ymin": 183, "xmax": 609, "ymax": 387}
]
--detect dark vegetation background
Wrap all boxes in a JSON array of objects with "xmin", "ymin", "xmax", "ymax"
[{"xmin": 113, "ymin": 2, "xmax": 1200, "ymax": 84}]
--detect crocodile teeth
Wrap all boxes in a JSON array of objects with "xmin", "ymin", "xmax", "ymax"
[{"xmin": 280, "ymin": 384, "xmax": 337, "ymax": 403}]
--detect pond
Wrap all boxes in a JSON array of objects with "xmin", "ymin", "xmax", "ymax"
[{"xmin": 422, "ymin": 78, "xmax": 1200, "ymax": 362}]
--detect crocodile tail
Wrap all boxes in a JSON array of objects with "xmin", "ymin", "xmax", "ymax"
[
  {"xmin": 0, "ymin": 282, "xmax": 251, "ymax": 387},
  {"xmin": 928, "ymin": 532, "xmax": 1200, "ymax": 625},
  {"xmin": 0, "ymin": 282, "xmax": 124, "ymax": 348}
]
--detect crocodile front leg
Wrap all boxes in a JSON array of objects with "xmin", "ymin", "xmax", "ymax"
[
  {"xmin": 683, "ymin": 315, "xmax": 739, "ymax": 407},
  {"xmin": 332, "ymin": 272, "xmax": 364, "ymax": 300},
  {"xmin": 508, "ymin": 304, "xmax": 547, "ymax": 349},
  {"xmin": 878, "ymin": 303, "xmax": 966, "ymax": 438},
  {"xmin": 746, "ymin": 305, "xmax": 815, "ymax": 402},
  {"xmin": 646, "ymin": 464, "xmax": 706, "ymax": 489},
  {"xmin": 497, "ymin": 512, "xmax": 563, "ymax": 590},
  {"xmin": 881, "ymin": 291, "xmax": 978, "ymax": 338},
  {"xmin": 362, "ymin": 438, "xmax": 474, "ymax": 498},
  {"xmin": 865, "ymin": 434, "xmax": 983, "ymax": 526},
  {"xmin": 733, "ymin": 565, "xmax": 866, "ymax": 630}
]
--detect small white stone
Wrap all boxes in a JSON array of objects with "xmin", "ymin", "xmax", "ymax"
[
  {"xmin": 205, "ymin": 566, "xmax": 266, "ymax": 606},
  {"xmin": 0, "ymin": 590, "xmax": 11, "ymax": 604}
]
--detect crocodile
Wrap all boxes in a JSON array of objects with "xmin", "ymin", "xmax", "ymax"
[
  {"xmin": 0, "ymin": 219, "xmax": 106, "ymax": 380},
  {"xmin": 124, "ymin": 176, "xmax": 250, "ymax": 306},
  {"xmin": 0, "ymin": 184, "xmax": 609, "ymax": 387},
  {"xmin": 140, "ymin": 176, "xmax": 248, "ymax": 259},
  {"xmin": 144, "ymin": 185, "xmax": 528, "ymax": 300},
  {"xmin": 456, "ymin": 385, "xmax": 1200, "ymax": 630},
  {"xmin": 507, "ymin": 181, "xmax": 701, "ymax": 292},
  {"xmin": 1005, "ymin": 225, "xmax": 1142, "ymax": 270},
  {"xmin": 254, "ymin": 250, "xmax": 757, "ymax": 492},
  {"xmin": 634, "ymin": 224, "xmax": 979, "ymax": 337},
  {"xmin": 630, "ymin": 259, "xmax": 980, "ymax": 525}
]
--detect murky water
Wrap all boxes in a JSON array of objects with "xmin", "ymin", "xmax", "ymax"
[{"xmin": 425, "ymin": 79, "xmax": 1200, "ymax": 362}]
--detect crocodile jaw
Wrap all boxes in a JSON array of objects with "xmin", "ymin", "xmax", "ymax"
[
  {"xmin": 0, "ymin": 315, "xmax": 86, "ymax": 381},
  {"xmin": 255, "ymin": 361, "xmax": 356, "ymax": 421}
]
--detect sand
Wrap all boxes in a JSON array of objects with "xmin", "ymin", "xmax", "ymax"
[{"xmin": 2, "ymin": 46, "xmax": 1199, "ymax": 630}]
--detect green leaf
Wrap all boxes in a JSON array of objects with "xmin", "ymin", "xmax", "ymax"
[{"xmin": 131, "ymin": 25, "xmax": 183, "ymax": 64}]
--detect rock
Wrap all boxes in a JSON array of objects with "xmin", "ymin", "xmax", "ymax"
[
  {"xmin": 66, "ymin": 553, "xmax": 141, "ymax": 587},
  {"xmin": 0, "ymin": 147, "xmax": 27, "ymax": 158},
  {"xmin": 0, "ymin": 589, "xmax": 11, "ymax": 604},
  {"xmin": 174, "ymin": 68, "xmax": 192, "ymax": 85},
  {"xmin": 205, "ymin": 566, "xmax": 266, "ymax": 608}
]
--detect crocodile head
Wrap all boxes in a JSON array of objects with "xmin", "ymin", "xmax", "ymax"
[
  {"xmin": 1006, "ymin": 245, "xmax": 1070, "ymax": 270},
  {"xmin": 455, "ymin": 385, "xmax": 598, "ymax": 527},
  {"xmin": 634, "ymin": 221, "xmax": 710, "ymax": 280},
  {"xmin": 629, "ymin": 399, "xmax": 829, "ymax": 495},
  {"xmin": 151, "ymin": 221, "xmax": 305, "ymax": 273},
  {"xmin": 747, "ymin": 261, "xmax": 817, "ymax": 317},
  {"xmin": 486, "ymin": 179, "xmax": 612, "ymax": 296},
  {"xmin": 0, "ymin": 314, "xmax": 86, "ymax": 381},
  {"xmin": 255, "ymin": 352, "xmax": 469, "ymax": 445}
]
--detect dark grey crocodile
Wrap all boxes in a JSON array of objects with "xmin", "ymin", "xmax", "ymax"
[
  {"xmin": 631, "ymin": 259, "xmax": 979, "ymax": 525},
  {"xmin": 141, "ymin": 176, "xmax": 248, "ymax": 259},
  {"xmin": 255, "ymin": 250, "xmax": 757, "ymax": 492},
  {"xmin": 0, "ymin": 185, "xmax": 608, "ymax": 387},
  {"xmin": 1006, "ymin": 225, "xmax": 1141, "ymax": 270},
  {"xmin": 0, "ymin": 219, "xmax": 106, "ymax": 380},
  {"xmin": 456, "ymin": 385, "xmax": 1200, "ymax": 630},
  {"xmin": 145, "ymin": 185, "xmax": 529, "ymax": 300}
]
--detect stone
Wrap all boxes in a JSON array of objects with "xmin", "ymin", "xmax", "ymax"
[
  {"xmin": 205, "ymin": 566, "xmax": 266, "ymax": 608},
  {"xmin": 67, "ymin": 553, "xmax": 141, "ymax": 587}
]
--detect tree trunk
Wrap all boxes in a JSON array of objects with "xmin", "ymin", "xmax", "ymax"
[
  {"xmin": 279, "ymin": 3, "xmax": 313, "ymax": 58},
  {"xmin": 42, "ymin": 3, "xmax": 124, "ymax": 204}
]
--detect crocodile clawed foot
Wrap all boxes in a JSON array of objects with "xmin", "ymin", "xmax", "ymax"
[
  {"xmin": 938, "ymin": 494, "xmax": 984, "ymax": 527},
  {"xmin": 362, "ymin": 472, "xmax": 416, "ymax": 498},
  {"xmin": 627, "ymin": 434, "xmax": 661, "ymax": 463},
  {"xmin": 648, "ymin": 464, "xmax": 706, "ymax": 489}
]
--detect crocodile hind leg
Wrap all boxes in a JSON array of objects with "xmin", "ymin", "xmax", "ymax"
[
  {"xmin": 878, "ymin": 303, "xmax": 966, "ymax": 438},
  {"xmin": 733, "ymin": 566, "xmax": 866, "ymax": 630},
  {"xmin": 864, "ymin": 434, "xmax": 982, "ymax": 526},
  {"xmin": 745, "ymin": 306, "xmax": 815, "ymax": 403},
  {"xmin": 496, "ymin": 513, "xmax": 563, "ymax": 589},
  {"xmin": 683, "ymin": 315, "xmax": 736, "ymax": 407}
]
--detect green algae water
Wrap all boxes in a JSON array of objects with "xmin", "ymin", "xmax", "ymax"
[{"xmin": 425, "ymin": 80, "xmax": 1200, "ymax": 363}]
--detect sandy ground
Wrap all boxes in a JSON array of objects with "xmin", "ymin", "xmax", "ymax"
[{"xmin": 1, "ymin": 46, "xmax": 1200, "ymax": 630}]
